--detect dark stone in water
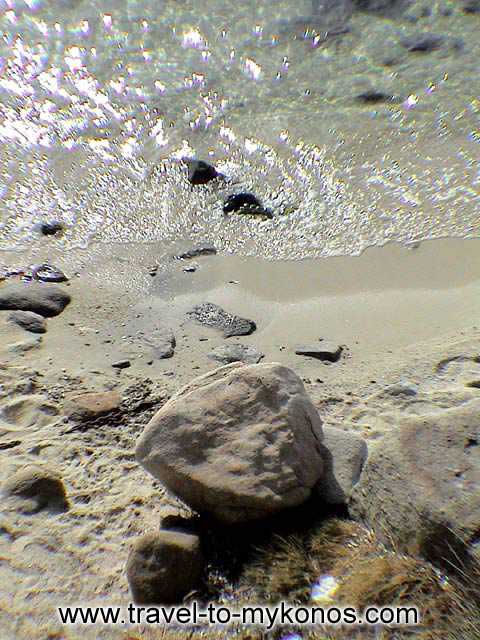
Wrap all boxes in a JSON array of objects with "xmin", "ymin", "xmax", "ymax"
[
  {"xmin": 401, "ymin": 33, "xmax": 445, "ymax": 52},
  {"xmin": 38, "ymin": 221, "xmax": 64, "ymax": 236},
  {"xmin": 32, "ymin": 264, "xmax": 68, "ymax": 283},
  {"xmin": 356, "ymin": 90, "xmax": 394, "ymax": 104},
  {"xmin": 462, "ymin": 0, "xmax": 480, "ymax": 12},
  {"xmin": 188, "ymin": 302, "xmax": 256, "ymax": 338},
  {"xmin": 223, "ymin": 193, "xmax": 273, "ymax": 218},
  {"xmin": 352, "ymin": 0, "xmax": 411, "ymax": 15},
  {"xmin": 185, "ymin": 159, "xmax": 219, "ymax": 185}
]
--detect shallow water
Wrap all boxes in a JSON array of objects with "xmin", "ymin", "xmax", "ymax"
[{"xmin": 0, "ymin": 0, "xmax": 479, "ymax": 259}]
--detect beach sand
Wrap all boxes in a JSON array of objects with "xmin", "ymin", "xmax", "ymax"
[{"xmin": 0, "ymin": 236, "xmax": 479, "ymax": 638}]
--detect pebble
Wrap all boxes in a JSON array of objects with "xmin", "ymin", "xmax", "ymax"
[
  {"xmin": 112, "ymin": 359, "xmax": 131, "ymax": 369},
  {"xmin": 295, "ymin": 342, "xmax": 343, "ymax": 363},
  {"xmin": 185, "ymin": 159, "xmax": 220, "ymax": 185}
]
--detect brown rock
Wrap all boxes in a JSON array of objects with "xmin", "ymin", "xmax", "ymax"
[
  {"xmin": 66, "ymin": 391, "xmax": 122, "ymax": 420},
  {"xmin": 126, "ymin": 531, "xmax": 204, "ymax": 604}
]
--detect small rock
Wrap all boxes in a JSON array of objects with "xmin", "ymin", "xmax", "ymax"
[
  {"xmin": 208, "ymin": 343, "xmax": 264, "ymax": 365},
  {"xmin": 7, "ymin": 311, "xmax": 46, "ymax": 334},
  {"xmin": 2, "ymin": 466, "xmax": 69, "ymax": 513},
  {"xmin": 32, "ymin": 264, "xmax": 68, "ymax": 283},
  {"xmin": 0, "ymin": 283, "xmax": 71, "ymax": 317},
  {"xmin": 316, "ymin": 427, "xmax": 368, "ymax": 505},
  {"xmin": 112, "ymin": 359, "xmax": 131, "ymax": 369},
  {"xmin": 188, "ymin": 302, "xmax": 256, "ymax": 338},
  {"xmin": 65, "ymin": 391, "xmax": 122, "ymax": 420},
  {"xmin": 223, "ymin": 193, "xmax": 273, "ymax": 218},
  {"xmin": 126, "ymin": 531, "xmax": 204, "ymax": 604},
  {"xmin": 185, "ymin": 159, "xmax": 219, "ymax": 185},
  {"xmin": 8, "ymin": 336, "xmax": 43, "ymax": 353},
  {"xmin": 400, "ymin": 33, "xmax": 445, "ymax": 52},
  {"xmin": 295, "ymin": 342, "xmax": 343, "ymax": 363},
  {"xmin": 152, "ymin": 330, "xmax": 176, "ymax": 360},
  {"xmin": 38, "ymin": 221, "xmax": 64, "ymax": 236},
  {"xmin": 183, "ymin": 265, "xmax": 197, "ymax": 273},
  {"xmin": 175, "ymin": 244, "xmax": 217, "ymax": 260}
]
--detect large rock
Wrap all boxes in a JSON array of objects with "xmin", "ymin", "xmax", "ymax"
[
  {"xmin": 136, "ymin": 363, "xmax": 324, "ymax": 523},
  {"xmin": 317, "ymin": 427, "xmax": 368, "ymax": 505},
  {"xmin": 126, "ymin": 531, "xmax": 204, "ymax": 604},
  {"xmin": 0, "ymin": 283, "xmax": 71, "ymax": 317},
  {"xmin": 349, "ymin": 402, "xmax": 480, "ymax": 574}
]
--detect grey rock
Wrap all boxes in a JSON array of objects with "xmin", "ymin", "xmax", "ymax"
[
  {"xmin": 0, "ymin": 283, "xmax": 71, "ymax": 317},
  {"xmin": 353, "ymin": 0, "xmax": 411, "ymax": 15},
  {"xmin": 8, "ymin": 336, "xmax": 43, "ymax": 353},
  {"xmin": 136, "ymin": 362, "xmax": 324, "ymax": 523},
  {"xmin": 295, "ymin": 342, "xmax": 343, "ymax": 362},
  {"xmin": 349, "ymin": 401, "xmax": 480, "ymax": 577},
  {"xmin": 2, "ymin": 466, "xmax": 69, "ymax": 513},
  {"xmin": 316, "ymin": 427, "xmax": 368, "ymax": 504},
  {"xmin": 176, "ymin": 244, "xmax": 217, "ymax": 260},
  {"xmin": 187, "ymin": 302, "xmax": 256, "ymax": 338},
  {"xmin": 153, "ymin": 330, "xmax": 176, "ymax": 359},
  {"xmin": 7, "ymin": 311, "xmax": 46, "ymax": 334},
  {"xmin": 126, "ymin": 531, "xmax": 204, "ymax": 604},
  {"xmin": 208, "ymin": 343, "xmax": 264, "ymax": 365}
]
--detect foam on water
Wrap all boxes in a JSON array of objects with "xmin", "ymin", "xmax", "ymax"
[{"xmin": 0, "ymin": 0, "xmax": 479, "ymax": 259}]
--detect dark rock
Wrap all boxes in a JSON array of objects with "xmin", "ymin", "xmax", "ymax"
[
  {"xmin": 185, "ymin": 159, "xmax": 219, "ymax": 185},
  {"xmin": 0, "ymin": 283, "xmax": 71, "ymax": 317},
  {"xmin": 356, "ymin": 90, "xmax": 395, "ymax": 104},
  {"xmin": 2, "ymin": 466, "xmax": 69, "ymax": 513},
  {"xmin": 176, "ymin": 245, "xmax": 217, "ymax": 260},
  {"xmin": 349, "ymin": 401, "xmax": 480, "ymax": 580},
  {"xmin": 183, "ymin": 265, "xmax": 197, "ymax": 273},
  {"xmin": 462, "ymin": 0, "xmax": 480, "ymax": 12},
  {"xmin": 400, "ymin": 33, "xmax": 445, "ymax": 52},
  {"xmin": 352, "ymin": 0, "xmax": 411, "ymax": 15},
  {"xmin": 38, "ymin": 221, "xmax": 64, "ymax": 236},
  {"xmin": 223, "ymin": 193, "xmax": 272, "ymax": 218},
  {"xmin": 112, "ymin": 359, "xmax": 131, "ymax": 369},
  {"xmin": 32, "ymin": 264, "xmax": 68, "ymax": 283},
  {"xmin": 126, "ymin": 531, "xmax": 204, "ymax": 604},
  {"xmin": 295, "ymin": 342, "xmax": 343, "ymax": 362},
  {"xmin": 208, "ymin": 344, "xmax": 264, "ymax": 365},
  {"xmin": 187, "ymin": 302, "xmax": 256, "ymax": 338},
  {"xmin": 7, "ymin": 311, "xmax": 46, "ymax": 334}
]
